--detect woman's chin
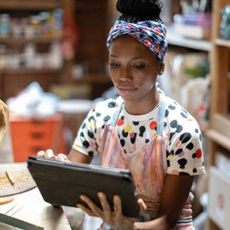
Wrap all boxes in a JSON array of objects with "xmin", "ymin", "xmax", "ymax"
[{"xmin": 118, "ymin": 89, "xmax": 137, "ymax": 98}]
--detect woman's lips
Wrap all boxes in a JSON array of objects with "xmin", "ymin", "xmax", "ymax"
[
  {"xmin": 117, "ymin": 86, "xmax": 137, "ymax": 91},
  {"xmin": 117, "ymin": 86, "xmax": 137, "ymax": 95}
]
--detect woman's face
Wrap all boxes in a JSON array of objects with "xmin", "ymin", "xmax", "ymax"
[{"xmin": 108, "ymin": 35, "xmax": 161, "ymax": 103}]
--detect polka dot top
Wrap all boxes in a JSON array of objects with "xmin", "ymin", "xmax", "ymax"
[{"xmin": 73, "ymin": 92, "xmax": 205, "ymax": 176}]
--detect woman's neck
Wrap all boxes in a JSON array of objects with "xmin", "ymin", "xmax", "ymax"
[{"xmin": 124, "ymin": 91, "xmax": 160, "ymax": 115}]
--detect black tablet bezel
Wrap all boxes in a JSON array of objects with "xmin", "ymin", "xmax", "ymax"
[{"xmin": 27, "ymin": 156, "xmax": 139, "ymax": 218}]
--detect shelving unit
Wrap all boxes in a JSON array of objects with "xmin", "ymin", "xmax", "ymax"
[
  {"xmin": 166, "ymin": 25, "xmax": 211, "ymax": 134},
  {"xmin": 0, "ymin": 0, "xmax": 74, "ymax": 101},
  {"xmin": 206, "ymin": 0, "xmax": 230, "ymax": 229},
  {"xmin": 0, "ymin": 36, "xmax": 62, "ymax": 44},
  {"xmin": 68, "ymin": 0, "xmax": 114, "ymax": 99},
  {"xmin": 0, "ymin": 1, "xmax": 64, "ymax": 10},
  {"xmin": 207, "ymin": 0, "xmax": 230, "ymax": 161}
]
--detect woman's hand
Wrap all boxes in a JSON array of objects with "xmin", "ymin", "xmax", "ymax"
[
  {"xmin": 77, "ymin": 192, "xmax": 135, "ymax": 230},
  {"xmin": 134, "ymin": 216, "xmax": 169, "ymax": 230},
  {"xmin": 37, "ymin": 149, "xmax": 70, "ymax": 162}
]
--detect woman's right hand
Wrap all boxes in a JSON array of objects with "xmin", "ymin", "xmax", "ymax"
[{"xmin": 37, "ymin": 149, "xmax": 70, "ymax": 162}]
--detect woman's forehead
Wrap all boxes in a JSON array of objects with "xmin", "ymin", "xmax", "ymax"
[
  {"xmin": 110, "ymin": 36, "xmax": 148, "ymax": 53},
  {"xmin": 109, "ymin": 35, "xmax": 157, "ymax": 60}
]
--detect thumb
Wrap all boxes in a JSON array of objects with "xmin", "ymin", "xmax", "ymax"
[
  {"xmin": 137, "ymin": 198, "xmax": 147, "ymax": 215},
  {"xmin": 134, "ymin": 220, "xmax": 153, "ymax": 230}
]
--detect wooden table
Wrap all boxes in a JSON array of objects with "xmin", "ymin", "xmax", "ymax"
[{"xmin": 0, "ymin": 188, "xmax": 71, "ymax": 229}]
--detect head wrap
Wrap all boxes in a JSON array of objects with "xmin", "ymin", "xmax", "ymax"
[{"xmin": 106, "ymin": 19, "xmax": 168, "ymax": 62}]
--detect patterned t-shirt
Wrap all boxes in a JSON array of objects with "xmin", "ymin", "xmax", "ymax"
[{"xmin": 73, "ymin": 92, "xmax": 205, "ymax": 176}]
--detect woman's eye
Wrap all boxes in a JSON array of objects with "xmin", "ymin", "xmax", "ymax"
[
  {"xmin": 133, "ymin": 64, "xmax": 146, "ymax": 70},
  {"xmin": 109, "ymin": 62, "xmax": 120, "ymax": 68}
]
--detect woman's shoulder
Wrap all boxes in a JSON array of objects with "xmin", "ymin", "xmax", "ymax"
[
  {"xmin": 93, "ymin": 96, "xmax": 123, "ymax": 111},
  {"xmin": 161, "ymin": 93, "xmax": 201, "ymax": 130},
  {"xmin": 89, "ymin": 97, "xmax": 123, "ymax": 125}
]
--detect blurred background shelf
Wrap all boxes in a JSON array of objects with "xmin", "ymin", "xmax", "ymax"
[
  {"xmin": 207, "ymin": 0, "xmax": 230, "ymax": 229},
  {"xmin": 214, "ymin": 39, "xmax": 230, "ymax": 48},
  {"xmin": 0, "ymin": 0, "xmax": 63, "ymax": 10},
  {"xmin": 206, "ymin": 129, "xmax": 230, "ymax": 152},
  {"xmin": 167, "ymin": 26, "xmax": 211, "ymax": 51},
  {"xmin": 72, "ymin": 74, "xmax": 111, "ymax": 84},
  {"xmin": 0, "ymin": 68, "xmax": 62, "ymax": 74},
  {"xmin": 0, "ymin": 37, "xmax": 62, "ymax": 44}
]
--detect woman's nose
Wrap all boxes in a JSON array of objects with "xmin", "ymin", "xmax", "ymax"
[{"xmin": 118, "ymin": 68, "xmax": 132, "ymax": 81}]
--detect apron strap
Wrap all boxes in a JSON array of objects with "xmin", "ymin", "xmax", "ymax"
[
  {"xmin": 156, "ymin": 96, "xmax": 166, "ymax": 135},
  {"xmin": 101, "ymin": 102, "xmax": 123, "ymax": 165},
  {"xmin": 110, "ymin": 103, "xmax": 123, "ymax": 126}
]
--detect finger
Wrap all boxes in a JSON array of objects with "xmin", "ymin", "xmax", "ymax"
[
  {"xmin": 134, "ymin": 220, "xmax": 154, "ymax": 230},
  {"xmin": 77, "ymin": 204, "xmax": 97, "ymax": 217},
  {"xmin": 80, "ymin": 195, "xmax": 103, "ymax": 217},
  {"xmin": 137, "ymin": 198, "xmax": 147, "ymax": 215},
  {"xmin": 37, "ymin": 151, "xmax": 46, "ymax": 158},
  {"xmin": 113, "ymin": 195, "xmax": 122, "ymax": 220},
  {"xmin": 57, "ymin": 153, "xmax": 70, "ymax": 162},
  {"xmin": 98, "ymin": 192, "xmax": 112, "ymax": 222},
  {"xmin": 45, "ymin": 149, "xmax": 56, "ymax": 160}
]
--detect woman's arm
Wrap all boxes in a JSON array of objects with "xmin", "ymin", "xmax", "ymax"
[
  {"xmin": 134, "ymin": 174, "xmax": 194, "ymax": 230},
  {"xmin": 158, "ymin": 174, "xmax": 194, "ymax": 228},
  {"xmin": 68, "ymin": 148, "xmax": 92, "ymax": 163}
]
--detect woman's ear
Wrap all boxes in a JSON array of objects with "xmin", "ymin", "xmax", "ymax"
[{"xmin": 158, "ymin": 62, "xmax": 165, "ymax": 75}]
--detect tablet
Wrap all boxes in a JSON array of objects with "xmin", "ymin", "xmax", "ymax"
[{"xmin": 27, "ymin": 156, "xmax": 139, "ymax": 218}]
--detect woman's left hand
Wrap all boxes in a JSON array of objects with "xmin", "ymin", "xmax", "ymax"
[
  {"xmin": 134, "ymin": 216, "xmax": 169, "ymax": 230},
  {"xmin": 77, "ymin": 192, "xmax": 135, "ymax": 230}
]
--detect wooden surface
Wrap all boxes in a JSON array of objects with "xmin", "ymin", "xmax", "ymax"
[{"xmin": 0, "ymin": 188, "xmax": 71, "ymax": 230}]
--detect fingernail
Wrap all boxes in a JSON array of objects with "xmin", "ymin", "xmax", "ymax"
[{"xmin": 98, "ymin": 192, "xmax": 103, "ymax": 198}]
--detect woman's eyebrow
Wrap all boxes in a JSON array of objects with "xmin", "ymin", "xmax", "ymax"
[{"xmin": 109, "ymin": 55, "xmax": 144, "ymax": 60}]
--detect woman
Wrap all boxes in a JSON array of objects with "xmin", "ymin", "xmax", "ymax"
[{"xmin": 38, "ymin": 0, "xmax": 205, "ymax": 229}]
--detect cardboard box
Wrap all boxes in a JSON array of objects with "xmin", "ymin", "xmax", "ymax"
[
  {"xmin": 173, "ymin": 23, "xmax": 211, "ymax": 40},
  {"xmin": 208, "ymin": 167, "xmax": 230, "ymax": 230}
]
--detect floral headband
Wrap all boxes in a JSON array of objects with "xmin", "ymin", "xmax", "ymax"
[{"xmin": 106, "ymin": 19, "xmax": 168, "ymax": 62}]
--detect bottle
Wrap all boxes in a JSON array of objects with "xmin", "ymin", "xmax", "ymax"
[{"xmin": 0, "ymin": 14, "xmax": 10, "ymax": 38}]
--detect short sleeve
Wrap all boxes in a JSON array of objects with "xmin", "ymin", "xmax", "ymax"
[
  {"xmin": 166, "ymin": 121, "xmax": 206, "ymax": 176},
  {"xmin": 72, "ymin": 108, "xmax": 99, "ymax": 157},
  {"xmin": 72, "ymin": 98, "xmax": 120, "ymax": 157}
]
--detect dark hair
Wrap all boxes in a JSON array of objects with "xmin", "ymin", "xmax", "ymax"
[{"xmin": 117, "ymin": 0, "xmax": 163, "ymax": 23}]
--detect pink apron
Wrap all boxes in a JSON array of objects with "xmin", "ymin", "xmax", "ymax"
[{"xmin": 98, "ymin": 99, "xmax": 194, "ymax": 229}]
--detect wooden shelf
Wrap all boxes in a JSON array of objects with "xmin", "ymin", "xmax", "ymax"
[
  {"xmin": 0, "ymin": 68, "xmax": 62, "ymax": 75},
  {"xmin": 167, "ymin": 26, "xmax": 211, "ymax": 51},
  {"xmin": 0, "ymin": 37, "xmax": 62, "ymax": 45},
  {"xmin": 215, "ymin": 39, "xmax": 230, "ymax": 48},
  {"xmin": 0, "ymin": 0, "xmax": 75, "ymax": 101},
  {"xmin": 206, "ymin": 129, "xmax": 230, "ymax": 151},
  {"xmin": 73, "ymin": 74, "xmax": 112, "ymax": 84},
  {"xmin": 0, "ymin": 0, "xmax": 63, "ymax": 10},
  {"xmin": 211, "ymin": 113, "xmax": 230, "ymax": 139}
]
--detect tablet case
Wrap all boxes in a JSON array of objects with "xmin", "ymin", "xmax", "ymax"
[{"xmin": 27, "ymin": 156, "xmax": 139, "ymax": 218}]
